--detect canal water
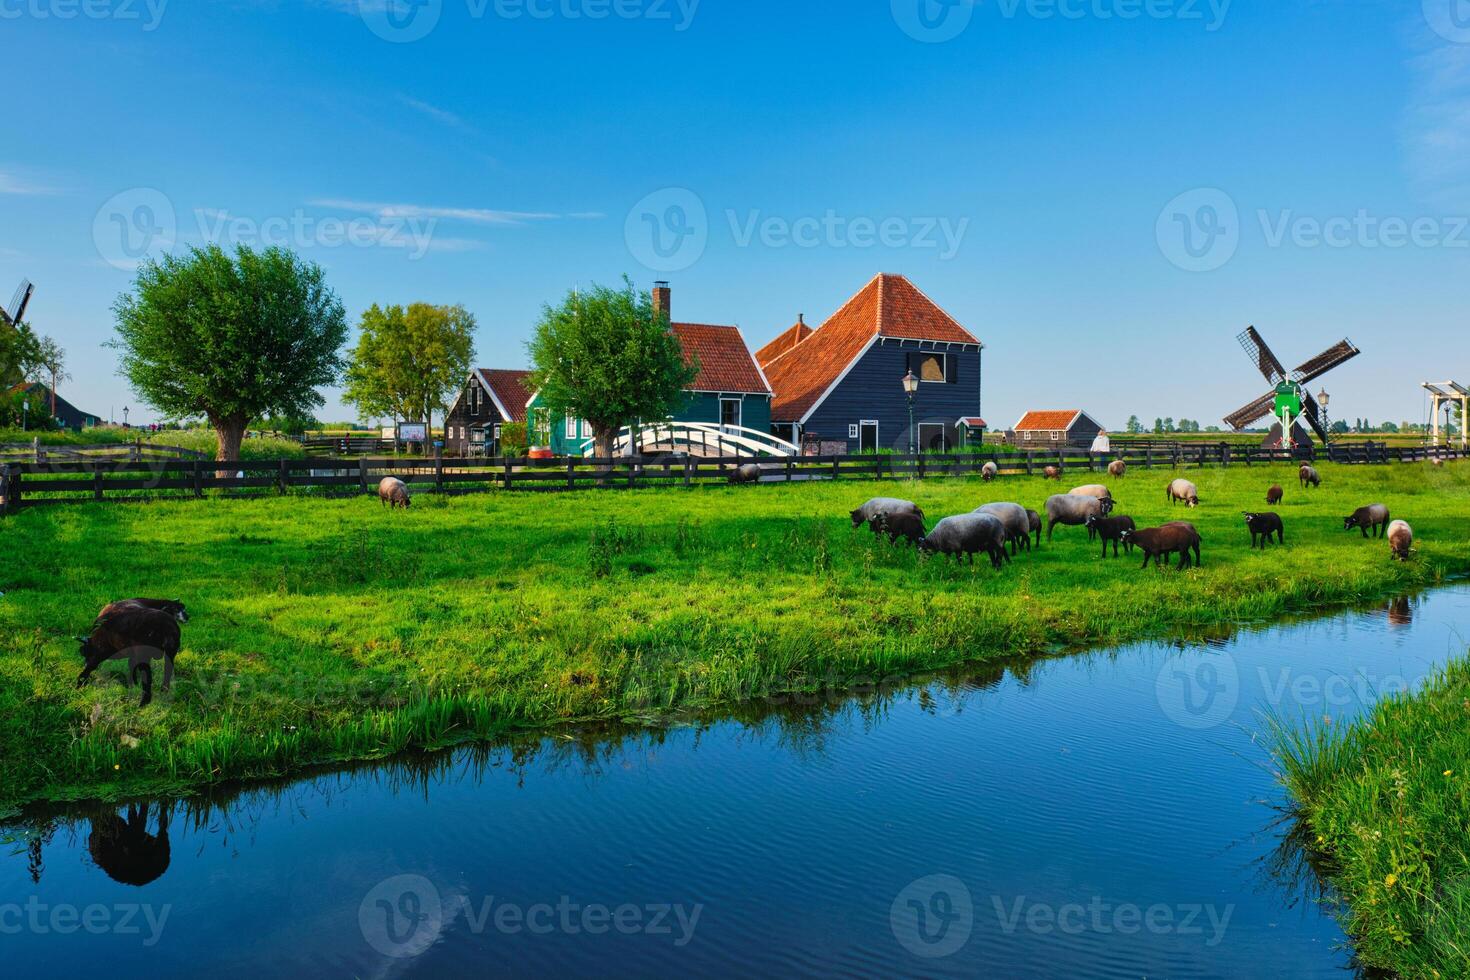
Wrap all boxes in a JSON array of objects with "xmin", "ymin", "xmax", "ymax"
[{"xmin": 7, "ymin": 587, "xmax": 1470, "ymax": 978}]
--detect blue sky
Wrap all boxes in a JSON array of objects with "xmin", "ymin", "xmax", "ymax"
[{"xmin": 4, "ymin": 0, "xmax": 1469, "ymax": 429}]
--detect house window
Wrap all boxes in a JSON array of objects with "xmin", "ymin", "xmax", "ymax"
[
  {"xmin": 533, "ymin": 408, "xmax": 551, "ymax": 445},
  {"xmin": 1023, "ymin": 431, "xmax": 1033, "ymax": 442},
  {"xmin": 919, "ymin": 353, "xmax": 947, "ymax": 382},
  {"xmin": 566, "ymin": 416, "xmax": 580, "ymax": 439},
  {"xmin": 720, "ymin": 397, "xmax": 742, "ymax": 428},
  {"xmin": 1050, "ymin": 431, "xmax": 1060, "ymax": 442},
  {"xmin": 470, "ymin": 385, "xmax": 481, "ymax": 417}
]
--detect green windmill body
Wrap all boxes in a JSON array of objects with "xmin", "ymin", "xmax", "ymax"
[{"xmin": 1224, "ymin": 327, "xmax": 1360, "ymax": 449}]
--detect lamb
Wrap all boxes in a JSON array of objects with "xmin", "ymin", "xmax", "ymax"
[
  {"xmin": 975, "ymin": 502, "xmax": 1031, "ymax": 554},
  {"xmin": 1266, "ymin": 485, "xmax": 1284, "ymax": 505},
  {"xmin": 1299, "ymin": 464, "xmax": 1321, "ymax": 489},
  {"xmin": 97, "ymin": 598, "xmax": 189, "ymax": 625},
  {"xmin": 1108, "ymin": 460, "xmax": 1127, "ymax": 478},
  {"xmin": 919, "ymin": 513, "xmax": 1010, "ymax": 568},
  {"xmin": 1044, "ymin": 493, "xmax": 1108, "ymax": 541},
  {"xmin": 77, "ymin": 604, "xmax": 182, "ymax": 707},
  {"xmin": 1166, "ymin": 478, "xmax": 1199, "ymax": 508},
  {"xmin": 1086, "ymin": 514, "xmax": 1137, "ymax": 558},
  {"xmin": 1243, "ymin": 512, "xmax": 1285, "ymax": 549},
  {"xmin": 1344, "ymin": 503, "xmax": 1391, "ymax": 538},
  {"xmin": 869, "ymin": 511, "xmax": 926, "ymax": 547},
  {"xmin": 1043, "ymin": 466, "xmax": 1062, "ymax": 481},
  {"xmin": 850, "ymin": 497, "xmax": 924, "ymax": 529},
  {"xmin": 1026, "ymin": 508, "xmax": 1043, "ymax": 549},
  {"xmin": 728, "ymin": 464, "xmax": 762, "ymax": 485},
  {"xmin": 1388, "ymin": 520, "xmax": 1414, "ymax": 561},
  {"xmin": 1121, "ymin": 522, "xmax": 1202, "ymax": 570},
  {"xmin": 378, "ymin": 476, "xmax": 411, "ymax": 509},
  {"xmin": 981, "ymin": 461, "xmax": 998, "ymax": 482}
]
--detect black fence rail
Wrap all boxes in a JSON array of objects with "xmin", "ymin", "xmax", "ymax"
[
  {"xmin": 300, "ymin": 436, "xmax": 400, "ymax": 455},
  {"xmin": 0, "ymin": 444, "xmax": 1464, "ymax": 513},
  {"xmin": 0, "ymin": 441, "xmax": 207, "ymax": 463}
]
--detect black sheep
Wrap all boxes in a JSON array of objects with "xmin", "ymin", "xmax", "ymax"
[
  {"xmin": 1344, "ymin": 504, "xmax": 1391, "ymax": 538},
  {"xmin": 1122, "ymin": 522, "xmax": 1202, "ymax": 570},
  {"xmin": 1086, "ymin": 514, "xmax": 1137, "ymax": 558},
  {"xmin": 97, "ymin": 598, "xmax": 189, "ymax": 624},
  {"xmin": 1243, "ymin": 512, "xmax": 1285, "ymax": 549},
  {"xmin": 77, "ymin": 604, "xmax": 182, "ymax": 707},
  {"xmin": 869, "ymin": 511, "xmax": 926, "ymax": 547}
]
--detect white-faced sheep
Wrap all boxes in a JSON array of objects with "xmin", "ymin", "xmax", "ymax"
[
  {"xmin": 919, "ymin": 514, "xmax": 1010, "ymax": 569},
  {"xmin": 378, "ymin": 477, "xmax": 411, "ymax": 509},
  {"xmin": 1299, "ymin": 464, "xmax": 1321, "ymax": 489},
  {"xmin": 1344, "ymin": 504, "xmax": 1391, "ymax": 538},
  {"xmin": 981, "ymin": 461, "xmax": 999, "ymax": 482},
  {"xmin": 1388, "ymin": 520, "xmax": 1415, "ymax": 561},
  {"xmin": 1108, "ymin": 460, "xmax": 1126, "ymax": 478},
  {"xmin": 975, "ymin": 502, "xmax": 1031, "ymax": 555},
  {"xmin": 850, "ymin": 498, "xmax": 923, "ymax": 529},
  {"xmin": 1070, "ymin": 484, "xmax": 1113, "ymax": 502},
  {"xmin": 1166, "ymin": 478, "xmax": 1199, "ymax": 508},
  {"xmin": 77, "ymin": 604, "xmax": 183, "ymax": 707},
  {"xmin": 1044, "ymin": 494, "xmax": 1109, "ymax": 541}
]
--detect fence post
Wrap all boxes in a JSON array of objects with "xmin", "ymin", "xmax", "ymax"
[
  {"xmin": 567, "ymin": 457, "xmax": 576, "ymax": 490},
  {"xmin": 504, "ymin": 456, "xmax": 513, "ymax": 491},
  {"xmin": 785, "ymin": 457, "xmax": 794, "ymax": 482},
  {"xmin": 832, "ymin": 455, "xmax": 841, "ymax": 481},
  {"xmin": 0, "ymin": 464, "xmax": 11, "ymax": 515},
  {"xmin": 1025, "ymin": 452, "xmax": 1033, "ymax": 476},
  {"xmin": 434, "ymin": 446, "xmax": 444, "ymax": 494},
  {"xmin": 4, "ymin": 466, "xmax": 18, "ymax": 513},
  {"xmin": 684, "ymin": 455, "xmax": 693, "ymax": 488},
  {"xmin": 94, "ymin": 462, "xmax": 104, "ymax": 501},
  {"xmin": 628, "ymin": 456, "xmax": 638, "ymax": 489},
  {"xmin": 192, "ymin": 460, "xmax": 203, "ymax": 498},
  {"xmin": 358, "ymin": 458, "xmax": 369, "ymax": 495},
  {"xmin": 1145, "ymin": 448, "xmax": 1153, "ymax": 469},
  {"xmin": 278, "ymin": 459, "xmax": 289, "ymax": 494}
]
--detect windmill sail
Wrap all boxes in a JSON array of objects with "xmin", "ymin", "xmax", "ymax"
[
  {"xmin": 7, "ymin": 280, "xmax": 32, "ymax": 324},
  {"xmin": 1237, "ymin": 326, "xmax": 1287, "ymax": 385},
  {"xmin": 1298, "ymin": 387, "xmax": 1330, "ymax": 444},
  {"xmin": 1224, "ymin": 390, "xmax": 1277, "ymax": 431},
  {"xmin": 1292, "ymin": 338, "xmax": 1359, "ymax": 385}
]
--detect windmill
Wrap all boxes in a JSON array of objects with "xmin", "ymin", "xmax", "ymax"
[
  {"xmin": 0, "ymin": 278, "xmax": 33, "ymax": 329},
  {"xmin": 1223, "ymin": 326, "xmax": 1360, "ymax": 448}
]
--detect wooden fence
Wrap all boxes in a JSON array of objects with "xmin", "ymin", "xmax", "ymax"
[
  {"xmin": 0, "ymin": 443, "xmax": 1463, "ymax": 514},
  {"xmin": 0, "ymin": 441, "xmax": 207, "ymax": 464}
]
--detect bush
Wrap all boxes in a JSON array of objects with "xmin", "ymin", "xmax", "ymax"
[
  {"xmin": 499, "ymin": 422, "xmax": 528, "ymax": 455},
  {"xmin": 142, "ymin": 429, "xmax": 306, "ymax": 460}
]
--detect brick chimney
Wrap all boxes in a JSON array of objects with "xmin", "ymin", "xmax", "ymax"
[{"xmin": 652, "ymin": 281, "xmax": 671, "ymax": 321}]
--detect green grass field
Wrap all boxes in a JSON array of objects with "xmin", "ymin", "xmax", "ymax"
[
  {"xmin": 1271, "ymin": 661, "xmax": 1470, "ymax": 979},
  {"xmin": 2, "ymin": 460, "xmax": 1467, "ymax": 811}
]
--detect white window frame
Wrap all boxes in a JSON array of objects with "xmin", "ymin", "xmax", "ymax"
[
  {"xmin": 1050, "ymin": 431, "xmax": 1061, "ymax": 442},
  {"xmin": 566, "ymin": 416, "xmax": 579, "ymax": 439},
  {"xmin": 859, "ymin": 419, "xmax": 880, "ymax": 451},
  {"xmin": 916, "ymin": 352, "xmax": 948, "ymax": 384},
  {"xmin": 719, "ymin": 396, "xmax": 742, "ymax": 429}
]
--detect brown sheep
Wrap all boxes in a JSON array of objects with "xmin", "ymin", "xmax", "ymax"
[
  {"xmin": 1388, "ymin": 520, "xmax": 1414, "ymax": 561},
  {"xmin": 728, "ymin": 464, "xmax": 762, "ymax": 485},
  {"xmin": 1108, "ymin": 460, "xmax": 1126, "ymax": 478},
  {"xmin": 378, "ymin": 476, "xmax": 411, "ymax": 509},
  {"xmin": 869, "ymin": 511, "xmax": 926, "ymax": 547},
  {"xmin": 1266, "ymin": 485, "xmax": 1284, "ymax": 505},
  {"xmin": 1344, "ymin": 503, "xmax": 1391, "ymax": 538},
  {"xmin": 1043, "ymin": 465, "xmax": 1062, "ymax": 481},
  {"xmin": 77, "ymin": 604, "xmax": 182, "ymax": 707},
  {"xmin": 1122, "ymin": 522, "xmax": 1202, "ymax": 570},
  {"xmin": 1086, "ymin": 514, "xmax": 1137, "ymax": 558}
]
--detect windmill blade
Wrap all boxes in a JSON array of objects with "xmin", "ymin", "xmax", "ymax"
[
  {"xmin": 1224, "ymin": 390, "xmax": 1277, "ymax": 431},
  {"xmin": 1299, "ymin": 387, "xmax": 1330, "ymax": 444},
  {"xmin": 1237, "ymin": 326, "xmax": 1287, "ymax": 385},
  {"xmin": 8, "ymin": 280, "xmax": 32, "ymax": 324},
  {"xmin": 1292, "ymin": 338, "xmax": 1360, "ymax": 385}
]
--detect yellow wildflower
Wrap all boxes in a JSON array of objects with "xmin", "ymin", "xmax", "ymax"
[{"xmin": 1385, "ymin": 873, "xmax": 1399, "ymax": 888}]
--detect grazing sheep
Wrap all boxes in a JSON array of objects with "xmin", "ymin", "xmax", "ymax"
[
  {"xmin": 1108, "ymin": 460, "xmax": 1126, "ymax": 478},
  {"xmin": 1243, "ymin": 512, "xmax": 1285, "ymax": 549},
  {"xmin": 1388, "ymin": 520, "xmax": 1415, "ymax": 561},
  {"xmin": 975, "ymin": 502, "xmax": 1031, "ymax": 555},
  {"xmin": 1086, "ymin": 514, "xmax": 1137, "ymax": 558},
  {"xmin": 1344, "ymin": 503, "xmax": 1391, "ymax": 538},
  {"xmin": 1299, "ymin": 464, "xmax": 1321, "ymax": 489},
  {"xmin": 1431, "ymin": 457, "xmax": 1445, "ymax": 468},
  {"xmin": 1122, "ymin": 522, "xmax": 1202, "ymax": 570},
  {"xmin": 869, "ymin": 511, "xmax": 926, "ymax": 547},
  {"xmin": 728, "ymin": 463, "xmax": 762, "ymax": 485},
  {"xmin": 981, "ymin": 461, "xmax": 999, "ymax": 482},
  {"xmin": 77, "ymin": 604, "xmax": 182, "ymax": 707},
  {"xmin": 919, "ymin": 514, "xmax": 1010, "ymax": 568},
  {"xmin": 1266, "ymin": 485, "xmax": 1284, "ymax": 505},
  {"xmin": 1069, "ymin": 484, "xmax": 1113, "ymax": 501},
  {"xmin": 1044, "ymin": 494, "xmax": 1108, "ymax": 541},
  {"xmin": 1026, "ymin": 508, "xmax": 1042, "ymax": 549},
  {"xmin": 850, "ymin": 497, "xmax": 924, "ymax": 529},
  {"xmin": 1166, "ymin": 478, "xmax": 1200, "ymax": 508},
  {"xmin": 378, "ymin": 477, "xmax": 411, "ymax": 509},
  {"xmin": 1043, "ymin": 466, "xmax": 1062, "ymax": 481},
  {"xmin": 97, "ymin": 598, "xmax": 189, "ymax": 624}
]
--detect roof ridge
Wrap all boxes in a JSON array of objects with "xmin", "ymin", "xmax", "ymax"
[{"xmin": 893, "ymin": 275, "xmax": 982, "ymax": 345}]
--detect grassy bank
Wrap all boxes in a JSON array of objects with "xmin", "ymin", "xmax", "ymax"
[
  {"xmin": 1272, "ymin": 660, "xmax": 1470, "ymax": 978},
  {"xmin": 2, "ymin": 461, "xmax": 1467, "ymax": 810}
]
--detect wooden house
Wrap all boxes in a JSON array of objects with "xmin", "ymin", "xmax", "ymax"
[
  {"xmin": 8, "ymin": 382, "xmax": 101, "ymax": 432},
  {"xmin": 443, "ymin": 369, "xmax": 534, "ymax": 456},
  {"xmin": 1006, "ymin": 410, "xmax": 1105, "ymax": 449},
  {"xmin": 757, "ymin": 274, "xmax": 984, "ymax": 453}
]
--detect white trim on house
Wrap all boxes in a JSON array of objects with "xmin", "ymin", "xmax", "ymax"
[
  {"xmin": 475, "ymin": 369, "xmax": 513, "ymax": 422},
  {"xmin": 719, "ymin": 396, "xmax": 743, "ymax": 428},
  {"xmin": 859, "ymin": 419, "xmax": 880, "ymax": 451},
  {"xmin": 797, "ymin": 334, "xmax": 881, "ymax": 426},
  {"xmin": 735, "ymin": 326, "xmax": 776, "ymax": 395}
]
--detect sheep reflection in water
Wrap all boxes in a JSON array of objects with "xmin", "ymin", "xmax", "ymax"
[{"xmin": 87, "ymin": 802, "xmax": 172, "ymax": 887}]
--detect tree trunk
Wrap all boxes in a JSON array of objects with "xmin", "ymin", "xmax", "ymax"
[
  {"xmin": 593, "ymin": 423, "xmax": 616, "ymax": 486},
  {"xmin": 213, "ymin": 417, "xmax": 246, "ymax": 478}
]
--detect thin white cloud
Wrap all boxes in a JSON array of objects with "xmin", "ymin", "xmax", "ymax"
[
  {"xmin": 311, "ymin": 199, "xmax": 564, "ymax": 224},
  {"xmin": 0, "ymin": 171, "xmax": 57, "ymax": 196},
  {"xmin": 397, "ymin": 94, "xmax": 475, "ymax": 132}
]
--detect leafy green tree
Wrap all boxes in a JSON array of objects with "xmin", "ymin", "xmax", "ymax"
[
  {"xmin": 1153, "ymin": 418, "xmax": 1164, "ymax": 435},
  {"xmin": 343, "ymin": 303, "xmax": 476, "ymax": 429},
  {"xmin": 526, "ymin": 277, "xmax": 698, "ymax": 458},
  {"xmin": 112, "ymin": 244, "xmax": 348, "ymax": 461},
  {"xmin": 1126, "ymin": 415, "xmax": 1143, "ymax": 434},
  {"xmin": 1163, "ymin": 417, "xmax": 1176, "ymax": 433},
  {"xmin": 0, "ymin": 321, "xmax": 40, "ymax": 388}
]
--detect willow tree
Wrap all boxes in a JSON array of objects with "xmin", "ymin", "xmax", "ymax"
[
  {"xmin": 112, "ymin": 245, "xmax": 347, "ymax": 461},
  {"xmin": 526, "ymin": 278, "xmax": 697, "ymax": 458},
  {"xmin": 342, "ymin": 302, "xmax": 476, "ymax": 429}
]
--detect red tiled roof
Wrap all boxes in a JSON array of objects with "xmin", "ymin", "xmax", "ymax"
[
  {"xmin": 1013, "ymin": 410, "xmax": 1082, "ymax": 431},
  {"xmin": 671, "ymin": 322, "xmax": 771, "ymax": 395},
  {"xmin": 957, "ymin": 417, "xmax": 987, "ymax": 428},
  {"xmin": 755, "ymin": 320, "xmax": 813, "ymax": 366},
  {"xmin": 763, "ymin": 274, "xmax": 981, "ymax": 422},
  {"xmin": 476, "ymin": 369, "xmax": 534, "ymax": 423}
]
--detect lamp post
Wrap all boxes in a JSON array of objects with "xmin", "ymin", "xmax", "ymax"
[
  {"xmin": 902, "ymin": 370, "xmax": 919, "ymax": 454},
  {"xmin": 123, "ymin": 406, "xmax": 130, "ymax": 429},
  {"xmin": 21, "ymin": 398, "xmax": 29, "ymax": 432},
  {"xmin": 1317, "ymin": 388, "xmax": 1331, "ymax": 443}
]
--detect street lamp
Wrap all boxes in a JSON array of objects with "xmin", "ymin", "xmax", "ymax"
[
  {"xmin": 123, "ymin": 406, "xmax": 130, "ymax": 428},
  {"xmin": 902, "ymin": 370, "xmax": 919, "ymax": 454},
  {"xmin": 21, "ymin": 398, "xmax": 29, "ymax": 432},
  {"xmin": 1316, "ymin": 388, "xmax": 1331, "ymax": 442}
]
